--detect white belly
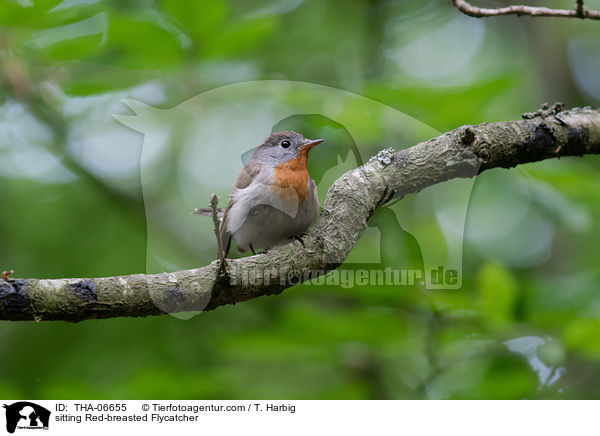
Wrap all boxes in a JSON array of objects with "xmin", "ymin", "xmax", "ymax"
[{"xmin": 226, "ymin": 179, "xmax": 319, "ymax": 252}]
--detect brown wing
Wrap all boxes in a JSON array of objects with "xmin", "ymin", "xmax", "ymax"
[
  {"xmin": 220, "ymin": 161, "xmax": 263, "ymax": 256},
  {"xmin": 233, "ymin": 160, "xmax": 263, "ymax": 189}
]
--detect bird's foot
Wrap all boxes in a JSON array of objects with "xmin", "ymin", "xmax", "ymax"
[{"xmin": 248, "ymin": 244, "xmax": 270, "ymax": 255}]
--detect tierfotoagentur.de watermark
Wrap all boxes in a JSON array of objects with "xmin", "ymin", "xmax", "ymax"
[{"xmin": 229, "ymin": 266, "xmax": 459, "ymax": 289}]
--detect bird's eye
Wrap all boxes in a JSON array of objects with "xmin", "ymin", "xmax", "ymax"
[{"xmin": 280, "ymin": 140, "xmax": 291, "ymax": 148}]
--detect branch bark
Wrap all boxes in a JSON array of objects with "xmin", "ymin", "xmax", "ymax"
[
  {"xmin": 2, "ymin": 105, "xmax": 600, "ymax": 322},
  {"xmin": 451, "ymin": 0, "xmax": 600, "ymax": 19}
]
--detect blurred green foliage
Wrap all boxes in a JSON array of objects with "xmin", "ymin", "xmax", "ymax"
[{"xmin": 1, "ymin": 0, "xmax": 600, "ymax": 399}]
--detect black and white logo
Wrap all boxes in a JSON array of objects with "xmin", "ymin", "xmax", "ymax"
[{"xmin": 3, "ymin": 402, "xmax": 50, "ymax": 434}]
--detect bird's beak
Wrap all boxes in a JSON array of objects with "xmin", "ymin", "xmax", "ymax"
[{"xmin": 301, "ymin": 138, "xmax": 324, "ymax": 150}]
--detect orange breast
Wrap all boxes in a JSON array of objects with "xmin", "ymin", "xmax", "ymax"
[{"xmin": 272, "ymin": 150, "xmax": 310, "ymax": 203}]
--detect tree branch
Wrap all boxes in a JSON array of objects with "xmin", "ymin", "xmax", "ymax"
[
  {"xmin": 451, "ymin": 0, "xmax": 600, "ymax": 19},
  {"xmin": 2, "ymin": 105, "xmax": 600, "ymax": 322}
]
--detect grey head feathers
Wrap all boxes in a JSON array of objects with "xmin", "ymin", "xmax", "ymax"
[{"xmin": 251, "ymin": 131, "xmax": 308, "ymax": 166}]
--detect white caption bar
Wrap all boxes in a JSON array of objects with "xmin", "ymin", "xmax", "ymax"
[{"xmin": 0, "ymin": 400, "xmax": 596, "ymax": 435}]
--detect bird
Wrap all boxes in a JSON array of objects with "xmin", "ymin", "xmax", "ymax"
[{"xmin": 195, "ymin": 131, "xmax": 323, "ymax": 257}]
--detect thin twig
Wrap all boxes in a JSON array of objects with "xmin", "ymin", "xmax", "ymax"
[
  {"xmin": 210, "ymin": 194, "xmax": 226, "ymax": 270},
  {"xmin": 451, "ymin": 0, "xmax": 600, "ymax": 19}
]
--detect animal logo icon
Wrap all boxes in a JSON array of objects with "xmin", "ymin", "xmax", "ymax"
[{"xmin": 3, "ymin": 402, "xmax": 50, "ymax": 434}]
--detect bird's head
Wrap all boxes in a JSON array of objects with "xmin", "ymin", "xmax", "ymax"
[{"xmin": 252, "ymin": 131, "xmax": 323, "ymax": 166}]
